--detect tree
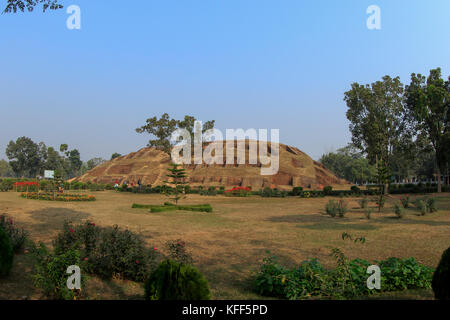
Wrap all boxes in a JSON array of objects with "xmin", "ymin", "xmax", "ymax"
[
  {"xmin": 111, "ymin": 153, "xmax": 122, "ymax": 160},
  {"xmin": 344, "ymin": 76, "xmax": 408, "ymax": 167},
  {"xmin": 6, "ymin": 137, "xmax": 43, "ymax": 177},
  {"xmin": 405, "ymin": 68, "xmax": 450, "ymax": 192},
  {"xmin": 319, "ymin": 144, "xmax": 376, "ymax": 184},
  {"xmin": 86, "ymin": 158, "xmax": 105, "ymax": 171},
  {"xmin": 136, "ymin": 114, "xmax": 215, "ymax": 155},
  {"xmin": 163, "ymin": 163, "xmax": 188, "ymax": 205},
  {"xmin": 136, "ymin": 113, "xmax": 179, "ymax": 154},
  {"xmin": 67, "ymin": 149, "xmax": 82, "ymax": 177},
  {"xmin": 43, "ymin": 146, "xmax": 63, "ymax": 172},
  {"xmin": 0, "ymin": 160, "xmax": 14, "ymax": 177},
  {"xmin": 3, "ymin": 0, "xmax": 63, "ymax": 13}
]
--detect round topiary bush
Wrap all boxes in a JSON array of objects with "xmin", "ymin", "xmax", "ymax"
[
  {"xmin": 144, "ymin": 259, "xmax": 210, "ymax": 300},
  {"xmin": 0, "ymin": 226, "xmax": 14, "ymax": 277},
  {"xmin": 432, "ymin": 246, "xmax": 450, "ymax": 300}
]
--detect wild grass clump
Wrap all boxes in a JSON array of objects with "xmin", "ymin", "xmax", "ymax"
[
  {"xmin": 394, "ymin": 203, "xmax": 404, "ymax": 218},
  {"xmin": 414, "ymin": 199, "xmax": 427, "ymax": 216},
  {"xmin": 400, "ymin": 195, "xmax": 410, "ymax": 208},
  {"xmin": 358, "ymin": 197, "xmax": 368, "ymax": 209},
  {"xmin": 325, "ymin": 200, "xmax": 347, "ymax": 218},
  {"xmin": 364, "ymin": 208, "xmax": 373, "ymax": 220}
]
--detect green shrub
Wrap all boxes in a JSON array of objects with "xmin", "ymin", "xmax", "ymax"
[
  {"xmin": 0, "ymin": 214, "xmax": 28, "ymax": 253},
  {"xmin": 350, "ymin": 186, "xmax": 361, "ymax": 194},
  {"xmin": 337, "ymin": 199, "xmax": 348, "ymax": 217},
  {"xmin": 425, "ymin": 198, "xmax": 437, "ymax": 213},
  {"xmin": 358, "ymin": 197, "xmax": 368, "ymax": 209},
  {"xmin": 400, "ymin": 195, "xmax": 410, "ymax": 208},
  {"xmin": 323, "ymin": 186, "xmax": 333, "ymax": 195},
  {"xmin": 0, "ymin": 226, "xmax": 14, "ymax": 277},
  {"xmin": 394, "ymin": 203, "xmax": 404, "ymax": 218},
  {"xmin": 253, "ymin": 253, "xmax": 434, "ymax": 300},
  {"xmin": 144, "ymin": 260, "xmax": 210, "ymax": 300},
  {"xmin": 292, "ymin": 187, "xmax": 303, "ymax": 196},
  {"xmin": 325, "ymin": 200, "xmax": 338, "ymax": 217},
  {"xmin": 432, "ymin": 247, "xmax": 450, "ymax": 300},
  {"xmin": 364, "ymin": 208, "xmax": 373, "ymax": 220},
  {"xmin": 31, "ymin": 242, "xmax": 85, "ymax": 299},
  {"xmin": 378, "ymin": 257, "xmax": 434, "ymax": 291},
  {"xmin": 53, "ymin": 221, "xmax": 160, "ymax": 282},
  {"xmin": 414, "ymin": 199, "xmax": 427, "ymax": 216}
]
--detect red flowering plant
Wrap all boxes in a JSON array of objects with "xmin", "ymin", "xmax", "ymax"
[
  {"xmin": 224, "ymin": 186, "xmax": 251, "ymax": 197},
  {"xmin": 13, "ymin": 181, "xmax": 40, "ymax": 192}
]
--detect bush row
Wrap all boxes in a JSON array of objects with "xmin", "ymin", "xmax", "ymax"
[{"xmin": 253, "ymin": 253, "xmax": 434, "ymax": 300}]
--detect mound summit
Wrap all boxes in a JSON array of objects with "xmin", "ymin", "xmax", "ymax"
[{"xmin": 73, "ymin": 141, "xmax": 346, "ymax": 189}]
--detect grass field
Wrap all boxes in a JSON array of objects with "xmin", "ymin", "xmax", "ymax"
[{"xmin": 1, "ymin": 190, "xmax": 449, "ymax": 300}]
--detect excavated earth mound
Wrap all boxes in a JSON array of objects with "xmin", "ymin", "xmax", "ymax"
[{"xmin": 72, "ymin": 141, "xmax": 346, "ymax": 189}]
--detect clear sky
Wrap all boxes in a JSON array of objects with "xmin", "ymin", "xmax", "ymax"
[{"xmin": 0, "ymin": 0, "xmax": 449, "ymax": 161}]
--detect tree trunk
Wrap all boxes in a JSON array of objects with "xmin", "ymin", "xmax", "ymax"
[{"xmin": 437, "ymin": 165, "xmax": 442, "ymax": 193}]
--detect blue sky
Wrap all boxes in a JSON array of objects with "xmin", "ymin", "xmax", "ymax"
[{"xmin": 0, "ymin": 0, "xmax": 449, "ymax": 161}]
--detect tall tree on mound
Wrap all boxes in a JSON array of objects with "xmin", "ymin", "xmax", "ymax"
[
  {"xmin": 405, "ymin": 68, "xmax": 449, "ymax": 193},
  {"xmin": 163, "ymin": 163, "xmax": 188, "ymax": 205},
  {"xmin": 136, "ymin": 113, "xmax": 215, "ymax": 155}
]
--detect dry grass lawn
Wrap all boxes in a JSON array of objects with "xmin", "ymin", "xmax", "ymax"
[{"xmin": 1, "ymin": 191, "xmax": 449, "ymax": 300}]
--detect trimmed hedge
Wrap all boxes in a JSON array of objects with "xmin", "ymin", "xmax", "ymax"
[
  {"xmin": 150, "ymin": 204, "xmax": 213, "ymax": 213},
  {"xmin": 21, "ymin": 192, "xmax": 96, "ymax": 202}
]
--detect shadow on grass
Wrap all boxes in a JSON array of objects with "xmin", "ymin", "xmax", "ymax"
[
  {"xmin": 24, "ymin": 207, "xmax": 90, "ymax": 239},
  {"xmin": 298, "ymin": 222, "xmax": 379, "ymax": 231},
  {"xmin": 378, "ymin": 216, "xmax": 450, "ymax": 226},
  {"xmin": 267, "ymin": 214, "xmax": 331, "ymax": 223}
]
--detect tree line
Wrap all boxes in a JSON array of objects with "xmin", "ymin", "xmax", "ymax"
[
  {"xmin": 320, "ymin": 68, "xmax": 449, "ymax": 192},
  {"xmin": 1, "ymin": 137, "xmax": 121, "ymax": 179}
]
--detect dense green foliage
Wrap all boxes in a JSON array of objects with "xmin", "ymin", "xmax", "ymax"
[
  {"xmin": 405, "ymin": 68, "xmax": 450, "ymax": 193},
  {"xmin": 432, "ymin": 247, "xmax": 450, "ymax": 300},
  {"xmin": 31, "ymin": 242, "xmax": 85, "ymax": 300},
  {"xmin": 136, "ymin": 113, "xmax": 215, "ymax": 154},
  {"xmin": 0, "ymin": 214, "xmax": 28, "ymax": 253},
  {"xmin": 253, "ymin": 253, "xmax": 434, "ymax": 300},
  {"xmin": 0, "ymin": 226, "xmax": 14, "ymax": 277},
  {"xmin": 319, "ymin": 144, "xmax": 377, "ymax": 184},
  {"xmin": 53, "ymin": 221, "xmax": 160, "ymax": 282},
  {"xmin": 144, "ymin": 259, "xmax": 210, "ymax": 300}
]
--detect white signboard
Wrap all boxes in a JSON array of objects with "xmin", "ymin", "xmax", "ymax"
[{"xmin": 44, "ymin": 170, "xmax": 55, "ymax": 179}]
